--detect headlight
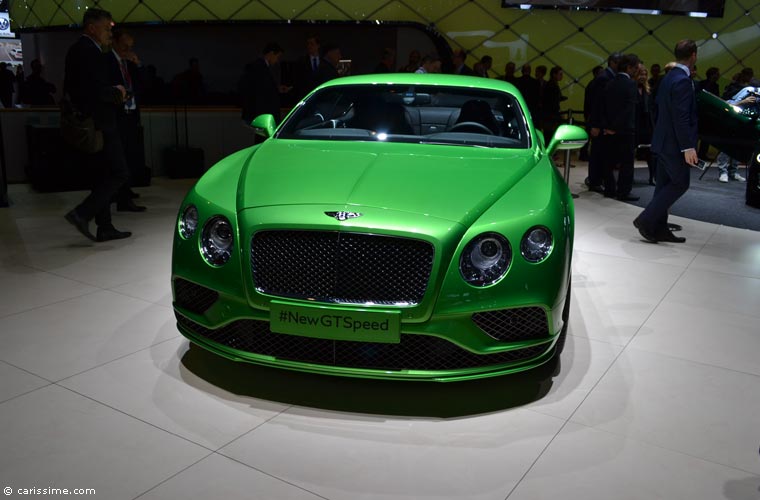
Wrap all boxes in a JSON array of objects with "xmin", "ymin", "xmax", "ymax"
[
  {"xmin": 521, "ymin": 226, "xmax": 553, "ymax": 263},
  {"xmin": 201, "ymin": 216, "xmax": 234, "ymax": 266},
  {"xmin": 459, "ymin": 232, "xmax": 512, "ymax": 286},
  {"xmin": 178, "ymin": 205, "xmax": 198, "ymax": 239}
]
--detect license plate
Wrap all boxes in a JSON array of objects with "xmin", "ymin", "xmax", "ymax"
[{"xmin": 270, "ymin": 301, "xmax": 400, "ymax": 343}]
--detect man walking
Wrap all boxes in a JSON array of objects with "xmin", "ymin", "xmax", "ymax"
[
  {"xmin": 63, "ymin": 7, "xmax": 131, "ymax": 242},
  {"xmin": 634, "ymin": 40, "xmax": 699, "ymax": 243}
]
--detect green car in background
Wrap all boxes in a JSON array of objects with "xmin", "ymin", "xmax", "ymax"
[{"xmin": 172, "ymin": 74, "xmax": 587, "ymax": 382}]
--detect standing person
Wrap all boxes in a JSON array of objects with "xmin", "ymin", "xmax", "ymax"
[
  {"xmin": 696, "ymin": 66, "xmax": 720, "ymax": 159},
  {"xmin": 503, "ymin": 61, "xmax": 517, "ymax": 84},
  {"xmin": 586, "ymin": 52, "xmax": 621, "ymax": 192},
  {"xmin": 634, "ymin": 40, "xmax": 699, "ymax": 244},
  {"xmin": 414, "ymin": 54, "xmax": 441, "ymax": 74},
  {"xmin": 315, "ymin": 44, "xmax": 341, "ymax": 86},
  {"xmin": 534, "ymin": 65, "xmax": 548, "ymax": 128},
  {"xmin": 515, "ymin": 63, "xmax": 540, "ymax": 121},
  {"xmin": 398, "ymin": 50, "xmax": 420, "ymax": 73},
  {"xmin": 109, "ymin": 28, "xmax": 147, "ymax": 211},
  {"xmin": 476, "ymin": 56, "xmax": 492, "ymax": 77},
  {"xmin": 294, "ymin": 34, "xmax": 321, "ymax": 101},
  {"xmin": 0, "ymin": 62, "xmax": 14, "ymax": 108},
  {"xmin": 635, "ymin": 63, "xmax": 657, "ymax": 185},
  {"xmin": 452, "ymin": 49, "xmax": 474, "ymax": 75},
  {"xmin": 601, "ymin": 53, "xmax": 641, "ymax": 201},
  {"xmin": 579, "ymin": 65, "xmax": 603, "ymax": 161},
  {"xmin": 239, "ymin": 42, "xmax": 289, "ymax": 125},
  {"xmin": 373, "ymin": 48, "xmax": 396, "ymax": 73},
  {"xmin": 542, "ymin": 66, "xmax": 567, "ymax": 144},
  {"xmin": 63, "ymin": 7, "xmax": 131, "ymax": 242},
  {"xmin": 21, "ymin": 59, "xmax": 57, "ymax": 105}
]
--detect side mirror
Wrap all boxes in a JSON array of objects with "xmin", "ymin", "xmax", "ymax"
[
  {"xmin": 251, "ymin": 114, "xmax": 276, "ymax": 138},
  {"xmin": 546, "ymin": 124, "xmax": 588, "ymax": 156}
]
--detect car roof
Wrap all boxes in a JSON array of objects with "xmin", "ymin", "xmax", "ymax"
[{"xmin": 315, "ymin": 73, "xmax": 521, "ymax": 95}]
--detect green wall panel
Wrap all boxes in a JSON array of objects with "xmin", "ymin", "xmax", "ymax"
[{"xmin": 8, "ymin": 0, "xmax": 760, "ymax": 111}]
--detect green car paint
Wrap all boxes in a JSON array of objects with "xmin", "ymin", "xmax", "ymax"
[{"xmin": 172, "ymin": 74, "xmax": 587, "ymax": 381}]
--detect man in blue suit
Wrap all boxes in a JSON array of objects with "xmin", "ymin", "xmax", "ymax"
[{"xmin": 634, "ymin": 40, "xmax": 698, "ymax": 243}]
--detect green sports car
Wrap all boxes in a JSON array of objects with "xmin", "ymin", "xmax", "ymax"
[{"xmin": 172, "ymin": 74, "xmax": 587, "ymax": 382}]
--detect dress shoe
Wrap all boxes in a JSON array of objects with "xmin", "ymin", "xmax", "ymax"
[
  {"xmin": 617, "ymin": 194, "xmax": 640, "ymax": 201},
  {"xmin": 668, "ymin": 223, "xmax": 683, "ymax": 232},
  {"xmin": 64, "ymin": 210, "xmax": 96, "ymax": 241},
  {"xmin": 96, "ymin": 226, "xmax": 132, "ymax": 242},
  {"xmin": 117, "ymin": 200, "xmax": 147, "ymax": 212},
  {"xmin": 633, "ymin": 217, "xmax": 658, "ymax": 243},
  {"xmin": 656, "ymin": 230, "xmax": 686, "ymax": 243}
]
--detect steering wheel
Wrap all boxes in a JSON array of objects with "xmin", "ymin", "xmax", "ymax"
[{"xmin": 449, "ymin": 121, "xmax": 494, "ymax": 135}]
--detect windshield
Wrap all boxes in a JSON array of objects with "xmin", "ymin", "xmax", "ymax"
[{"xmin": 277, "ymin": 84, "xmax": 531, "ymax": 149}]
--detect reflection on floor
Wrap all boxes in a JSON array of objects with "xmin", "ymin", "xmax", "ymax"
[{"xmin": 1, "ymin": 176, "xmax": 759, "ymax": 500}]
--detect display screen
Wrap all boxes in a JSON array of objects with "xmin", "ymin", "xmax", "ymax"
[{"xmin": 501, "ymin": 0, "xmax": 726, "ymax": 18}]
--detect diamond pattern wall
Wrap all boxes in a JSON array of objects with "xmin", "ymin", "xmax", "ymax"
[{"xmin": 9, "ymin": 0, "xmax": 760, "ymax": 111}]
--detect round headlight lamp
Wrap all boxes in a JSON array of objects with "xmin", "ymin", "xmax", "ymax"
[
  {"xmin": 521, "ymin": 226, "xmax": 553, "ymax": 263},
  {"xmin": 459, "ymin": 232, "xmax": 512, "ymax": 286},
  {"xmin": 178, "ymin": 205, "xmax": 198, "ymax": 239},
  {"xmin": 201, "ymin": 216, "xmax": 234, "ymax": 266}
]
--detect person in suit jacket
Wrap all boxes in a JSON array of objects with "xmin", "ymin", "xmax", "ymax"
[
  {"xmin": 515, "ymin": 63, "xmax": 540, "ymax": 123},
  {"xmin": 109, "ymin": 28, "xmax": 147, "ymax": 212},
  {"xmin": 315, "ymin": 44, "xmax": 341, "ymax": 86},
  {"xmin": 452, "ymin": 49, "xmax": 475, "ymax": 76},
  {"xmin": 585, "ymin": 53, "xmax": 621, "ymax": 192},
  {"xmin": 600, "ymin": 53, "xmax": 641, "ymax": 200},
  {"xmin": 239, "ymin": 42, "xmax": 288, "ymax": 125},
  {"xmin": 634, "ymin": 40, "xmax": 699, "ymax": 244},
  {"xmin": 63, "ymin": 7, "xmax": 132, "ymax": 242},
  {"xmin": 293, "ymin": 34, "xmax": 321, "ymax": 101}
]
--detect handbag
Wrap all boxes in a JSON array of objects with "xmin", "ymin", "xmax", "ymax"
[{"xmin": 60, "ymin": 98, "xmax": 103, "ymax": 154}]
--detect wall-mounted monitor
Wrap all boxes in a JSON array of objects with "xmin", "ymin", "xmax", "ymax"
[{"xmin": 501, "ymin": 1, "xmax": 726, "ymax": 18}]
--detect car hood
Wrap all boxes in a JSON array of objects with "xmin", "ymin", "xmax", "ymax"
[{"xmin": 239, "ymin": 140, "xmax": 538, "ymax": 225}]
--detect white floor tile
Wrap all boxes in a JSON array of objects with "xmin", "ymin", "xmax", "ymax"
[
  {"xmin": 525, "ymin": 335, "xmax": 623, "ymax": 420},
  {"xmin": 0, "ymin": 385, "xmax": 209, "ymax": 500},
  {"xmin": 138, "ymin": 453, "xmax": 325, "ymax": 500},
  {"xmin": 574, "ymin": 212, "xmax": 718, "ymax": 267},
  {"xmin": 630, "ymin": 299, "xmax": 760, "ymax": 376},
  {"xmin": 61, "ymin": 338, "xmax": 289, "ymax": 450},
  {"xmin": 663, "ymin": 267, "xmax": 760, "ymax": 320},
  {"xmin": 690, "ymin": 225, "xmax": 760, "ymax": 279},
  {"xmin": 0, "ymin": 361, "xmax": 49, "ymax": 403},
  {"xmin": 509, "ymin": 422, "xmax": 759, "ymax": 500},
  {"xmin": 571, "ymin": 349, "xmax": 760, "ymax": 474},
  {"xmin": 0, "ymin": 265, "xmax": 98, "ymax": 318},
  {"xmin": 570, "ymin": 250, "xmax": 684, "ymax": 345},
  {"xmin": 220, "ymin": 407, "xmax": 565, "ymax": 500},
  {"xmin": 0, "ymin": 290, "xmax": 178, "ymax": 381}
]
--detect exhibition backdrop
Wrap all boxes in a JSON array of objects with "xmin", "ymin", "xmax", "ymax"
[{"xmin": 7, "ymin": 0, "xmax": 760, "ymax": 112}]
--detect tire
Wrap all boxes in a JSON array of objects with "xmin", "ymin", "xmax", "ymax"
[{"xmin": 553, "ymin": 277, "xmax": 571, "ymax": 357}]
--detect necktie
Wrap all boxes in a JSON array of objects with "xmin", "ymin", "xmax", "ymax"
[
  {"xmin": 120, "ymin": 60, "xmax": 135, "ymax": 110},
  {"xmin": 312, "ymin": 57, "xmax": 318, "ymax": 72}
]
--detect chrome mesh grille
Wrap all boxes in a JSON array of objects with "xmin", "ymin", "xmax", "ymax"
[
  {"xmin": 471, "ymin": 307, "xmax": 549, "ymax": 342},
  {"xmin": 173, "ymin": 278, "xmax": 219, "ymax": 314},
  {"xmin": 251, "ymin": 230, "xmax": 434, "ymax": 305},
  {"xmin": 177, "ymin": 314, "xmax": 547, "ymax": 371}
]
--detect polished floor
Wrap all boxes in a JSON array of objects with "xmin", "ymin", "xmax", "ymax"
[{"xmin": 1, "ymin": 172, "xmax": 759, "ymax": 500}]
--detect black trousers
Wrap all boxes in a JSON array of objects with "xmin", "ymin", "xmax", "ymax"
[
  {"xmin": 74, "ymin": 127, "xmax": 129, "ymax": 227},
  {"xmin": 587, "ymin": 134, "xmax": 607, "ymax": 187},
  {"xmin": 115, "ymin": 111, "xmax": 144, "ymax": 201},
  {"xmin": 603, "ymin": 133, "xmax": 635, "ymax": 197},
  {"xmin": 638, "ymin": 150, "xmax": 691, "ymax": 234}
]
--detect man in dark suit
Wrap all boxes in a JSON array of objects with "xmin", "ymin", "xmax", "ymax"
[
  {"xmin": 585, "ymin": 52, "xmax": 621, "ymax": 192},
  {"xmin": 515, "ymin": 63, "xmax": 540, "ymax": 122},
  {"xmin": 63, "ymin": 7, "xmax": 131, "ymax": 242},
  {"xmin": 634, "ymin": 40, "xmax": 699, "ymax": 244},
  {"xmin": 315, "ymin": 44, "xmax": 341, "ymax": 86},
  {"xmin": 109, "ymin": 28, "xmax": 147, "ymax": 212},
  {"xmin": 452, "ymin": 49, "xmax": 474, "ymax": 76},
  {"xmin": 293, "ymin": 34, "xmax": 321, "ymax": 101},
  {"xmin": 239, "ymin": 42, "xmax": 289, "ymax": 125},
  {"xmin": 601, "ymin": 53, "xmax": 641, "ymax": 201}
]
